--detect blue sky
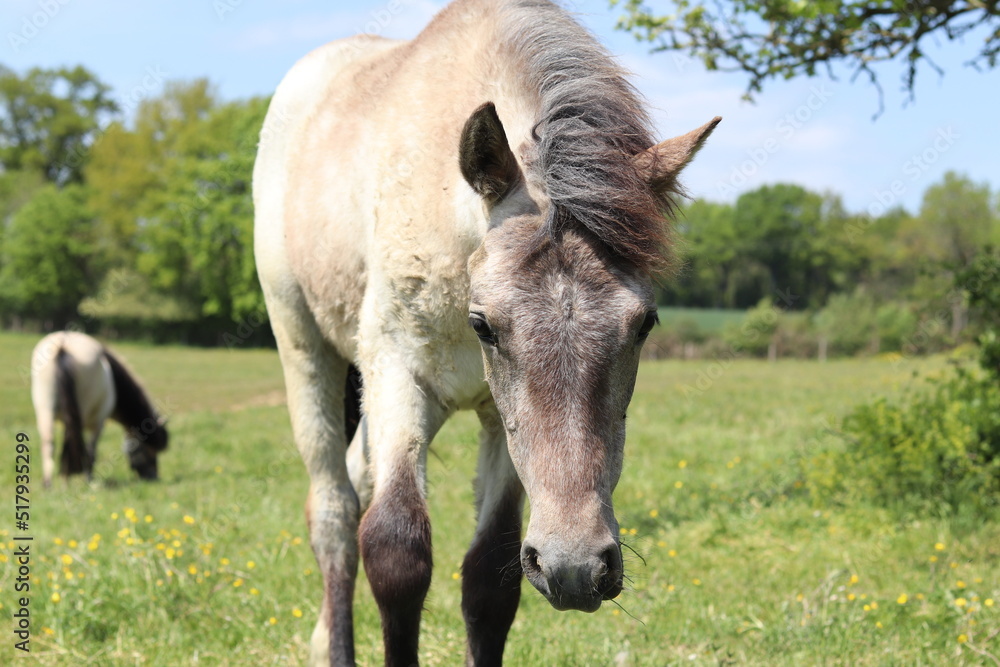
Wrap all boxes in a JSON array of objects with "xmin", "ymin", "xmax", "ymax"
[{"xmin": 3, "ymin": 0, "xmax": 997, "ymax": 214}]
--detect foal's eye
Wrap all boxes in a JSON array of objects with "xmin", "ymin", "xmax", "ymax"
[
  {"xmin": 469, "ymin": 313, "xmax": 497, "ymax": 346},
  {"xmin": 637, "ymin": 310, "xmax": 658, "ymax": 342}
]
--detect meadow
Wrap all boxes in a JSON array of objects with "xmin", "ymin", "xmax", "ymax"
[{"xmin": 0, "ymin": 331, "xmax": 997, "ymax": 665}]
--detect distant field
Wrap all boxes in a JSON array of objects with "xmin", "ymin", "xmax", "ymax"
[
  {"xmin": 657, "ymin": 307, "xmax": 744, "ymax": 333},
  {"xmin": 0, "ymin": 331, "xmax": 996, "ymax": 665}
]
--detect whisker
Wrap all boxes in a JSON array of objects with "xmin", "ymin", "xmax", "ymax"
[
  {"xmin": 620, "ymin": 541, "xmax": 646, "ymax": 567},
  {"xmin": 610, "ymin": 598, "xmax": 645, "ymax": 625}
]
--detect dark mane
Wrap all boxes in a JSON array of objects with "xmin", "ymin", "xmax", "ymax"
[
  {"xmin": 498, "ymin": 0, "xmax": 679, "ymax": 273},
  {"xmin": 102, "ymin": 347, "xmax": 159, "ymax": 432}
]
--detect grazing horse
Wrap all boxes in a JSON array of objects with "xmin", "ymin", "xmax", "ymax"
[
  {"xmin": 31, "ymin": 331, "xmax": 169, "ymax": 486},
  {"xmin": 253, "ymin": 0, "xmax": 719, "ymax": 664}
]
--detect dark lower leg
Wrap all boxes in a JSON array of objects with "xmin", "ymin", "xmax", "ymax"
[
  {"xmin": 359, "ymin": 470, "xmax": 432, "ymax": 667},
  {"xmin": 307, "ymin": 486, "xmax": 360, "ymax": 666},
  {"xmin": 461, "ymin": 489, "xmax": 523, "ymax": 667}
]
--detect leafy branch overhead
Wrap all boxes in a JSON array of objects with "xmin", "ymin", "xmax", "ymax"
[{"xmin": 610, "ymin": 0, "xmax": 1000, "ymax": 114}]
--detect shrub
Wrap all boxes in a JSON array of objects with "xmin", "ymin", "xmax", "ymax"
[{"xmin": 805, "ymin": 363, "xmax": 1000, "ymax": 516}]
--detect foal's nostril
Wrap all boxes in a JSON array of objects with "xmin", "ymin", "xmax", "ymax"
[
  {"xmin": 597, "ymin": 545, "xmax": 622, "ymax": 591},
  {"xmin": 522, "ymin": 545, "xmax": 542, "ymax": 577}
]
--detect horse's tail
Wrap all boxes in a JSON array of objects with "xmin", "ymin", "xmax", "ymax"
[
  {"xmin": 55, "ymin": 348, "xmax": 87, "ymax": 476},
  {"xmin": 344, "ymin": 364, "xmax": 363, "ymax": 444}
]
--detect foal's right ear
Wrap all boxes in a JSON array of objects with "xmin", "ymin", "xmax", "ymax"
[{"xmin": 459, "ymin": 102, "xmax": 521, "ymax": 203}]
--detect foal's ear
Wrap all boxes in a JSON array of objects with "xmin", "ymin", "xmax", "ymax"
[
  {"xmin": 459, "ymin": 102, "xmax": 521, "ymax": 203},
  {"xmin": 634, "ymin": 116, "xmax": 721, "ymax": 195}
]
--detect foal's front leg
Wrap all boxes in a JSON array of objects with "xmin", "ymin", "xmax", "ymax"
[
  {"xmin": 357, "ymin": 361, "xmax": 449, "ymax": 667},
  {"xmin": 462, "ymin": 405, "xmax": 524, "ymax": 667}
]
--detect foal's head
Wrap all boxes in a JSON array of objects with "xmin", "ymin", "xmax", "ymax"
[
  {"xmin": 124, "ymin": 416, "xmax": 168, "ymax": 480},
  {"xmin": 460, "ymin": 102, "xmax": 718, "ymax": 612}
]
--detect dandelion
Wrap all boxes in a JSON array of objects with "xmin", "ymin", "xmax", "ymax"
[
  {"xmin": 612, "ymin": 609, "xmax": 620, "ymax": 616},
  {"xmin": 863, "ymin": 605, "xmax": 871, "ymax": 612},
  {"xmin": 188, "ymin": 565, "xmax": 198, "ymax": 575},
  {"xmin": 60, "ymin": 554, "xmax": 73, "ymax": 565},
  {"xmin": 674, "ymin": 481, "xmax": 683, "ymax": 489},
  {"xmin": 870, "ymin": 601, "xmax": 879, "ymax": 610},
  {"xmin": 247, "ymin": 561, "xmax": 256, "ymax": 570},
  {"xmin": 628, "ymin": 528, "xmax": 637, "ymax": 536},
  {"xmin": 233, "ymin": 578, "xmax": 244, "ymax": 588},
  {"xmin": 876, "ymin": 622, "xmax": 883, "ymax": 628},
  {"xmin": 42, "ymin": 627, "xmax": 54, "ymax": 636},
  {"xmin": 692, "ymin": 578, "xmax": 702, "ymax": 586},
  {"xmin": 897, "ymin": 594, "xmax": 908, "ymax": 605},
  {"xmin": 935, "ymin": 542, "xmax": 946, "ymax": 551},
  {"xmin": 667, "ymin": 584, "xmax": 675, "ymax": 592},
  {"xmin": 649, "ymin": 509, "xmax": 659, "ymax": 518},
  {"xmin": 451, "ymin": 572, "xmax": 460, "ymax": 580},
  {"xmin": 172, "ymin": 540, "xmax": 181, "ymax": 548},
  {"xmin": 165, "ymin": 548, "xmax": 175, "ymax": 559},
  {"xmin": 619, "ymin": 527, "xmax": 628, "ymax": 536},
  {"xmin": 183, "ymin": 516, "xmax": 195, "ymax": 525},
  {"xmin": 292, "ymin": 608, "xmax": 303, "ymax": 618},
  {"xmin": 678, "ymin": 460, "xmax": 687, "ymax": 469},
  {"xmin": 220, "ymin": 557, "xmax": 230, "ymax": 565},
  {"xmin": 956, "ymin": 598, "xmax": 968, "ymax": 608},
  {"xmin": 930, "ymin": 556, "xmax": 939, "ymax": 563},
  {"xmin": 657, "ymin": 540, "xmax": 667, "ymax": 548},
  {"xmin": 50, "ymin": 593, "xmax": 61, "ymax": 603},
  {"xmin": 916, "ymin": 593, "xmax": 925, "ymax": 600},
  {"xmin": 68, "ymin": 540, "xmax": 77, "ymax": 548},
  {"xmin": 958, "ymin": 634, "xmax": 968, "ymax": 643},
  {"xmin": 250, "ymin": 588, "xmax": 260, "ymax": 596},
  {"xmin": 156, "ymin": 580, "xmax": 163, "ymax": 587},
  {"xmin": 668, "ymin": 550, "xmax": 677, "ymax": 558},
  {"xmin": 957, "ymin": 581, "xmax": 967, "ymax": 589},
  {"xmin": 214, "ymin": 466, "xmax": 222, "ymax": 474},
  {"xmin": 985, "ymin": 599, "xmax": 994, "ymax": 607},
  {"xmin": 145, "ymin": 515, "xmax": 153, "ymax": 523},
  {"xmin": 847, "ymin": 593, "xmax": 856, "ymax": 601},
  {"xmin": 950, "ymin": 562, "xmax": 959, "ymax": 569},
  {"xmin": 268, "ymin": 617, "xmax": 277, "ymax": 625}
]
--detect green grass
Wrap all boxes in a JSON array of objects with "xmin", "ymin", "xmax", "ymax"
[
  {"xmin": 657, "ymin": 307, "xmax": 745, "ymax": 333},
  {"xmin": 0, "ymin": 331, "xmax": 997, "ymax": 665}
]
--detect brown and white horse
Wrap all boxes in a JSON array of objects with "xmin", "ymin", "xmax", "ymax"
[
  {"xmin": 31, "ymin": 331, "xmax": 168, "ymax": 486},
  {"xmin": 253, "ymin": 1, "xmax": 718, "ymax": 664}
]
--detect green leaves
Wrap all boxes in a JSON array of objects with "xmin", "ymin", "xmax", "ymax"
[{"xmin": 611, "ymin": 1, "xmax": 1000, "ymax": 112}]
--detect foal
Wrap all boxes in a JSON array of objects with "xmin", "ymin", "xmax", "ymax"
[{"xmin": 254, "ymin": 0, "xmax": 718, "ymax": 664}]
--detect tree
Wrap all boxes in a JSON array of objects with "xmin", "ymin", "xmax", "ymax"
[
  {"xmin": 610, "ymin": 0, "xmax": 1000, "ymax": 114},
  {"xmin": 0, "ymin": 184, "xmax": 99, "ymax": 325},
  {"xmin": 0, "ymin": 65, "xmax": 118, "ymax": 184}
]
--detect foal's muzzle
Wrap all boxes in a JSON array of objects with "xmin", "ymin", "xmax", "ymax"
[{"xmin": 520, "ymin": 539, "xmax": 623, "ymax": 612}]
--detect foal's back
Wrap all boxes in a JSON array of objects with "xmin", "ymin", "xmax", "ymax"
[
  {"xmin": 253, "ymin": 1, "xmax": 503, "ymax": 367},
  {"xmin": 31, "ymin": 332, "xmax": 115, "ymax": 427}
]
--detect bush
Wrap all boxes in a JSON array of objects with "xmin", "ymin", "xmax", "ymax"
[{"xmin": 805, "ymin": 364, "xmax": 1000, "ymax": 516}]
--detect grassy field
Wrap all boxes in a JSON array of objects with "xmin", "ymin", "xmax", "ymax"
[
  {"xmin": 657, "ymin": 307, "xmax": 744, "ymax": 334},
  {"xmin": 0, "ymin": 331, "xmax": 997, "ymax": 665}
]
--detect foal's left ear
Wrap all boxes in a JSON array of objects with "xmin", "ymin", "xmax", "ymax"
[
  {"xmin": 459, "ymin": 102, "xmax": 522, "ymax": 203},
  {"xmin": 634, "ymin": 116, "xmax": 721, "ymax": 195}
]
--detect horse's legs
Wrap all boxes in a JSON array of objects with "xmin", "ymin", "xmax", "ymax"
[
  {"xmin": 346, "ymin": 416, "xmax": 372, "ymax": 513},
  {"xmin": 271, "ymin": 304, "xmax": 359, "ymax": 667},
  {"xmin": 36, "ymin": 409, "xmax": 56, "ymax": 488},
  {"xmin": 462, "ymin": 405, "xmax": 524, "ymax": 667},
  {"xmin": 84, "ymin": 422, "xmax": 104, "ymax": 482},
  {"xmin": 357, "ymin": 358, "xmax": 449, "ymax": 667}
]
